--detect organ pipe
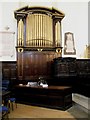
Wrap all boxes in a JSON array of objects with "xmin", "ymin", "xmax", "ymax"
[
  {"xmin": 25, "ymin": 13, "xmax": 56, "ymax": 47},
  {"xmin": 55, "ymin": 21, "xmax": 61, "ymax": 47},
  {"xmin": 18, "ymin": 19, "xmax": 24, "ymax": 46},
  {"xmin": 34, "ymin": 14, "xmax": 36, "ymax": 46}
]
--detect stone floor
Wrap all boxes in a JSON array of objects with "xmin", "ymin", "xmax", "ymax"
[{"xmin": 67, "ymin": 103, "xmax": 89, "ymax": 119}]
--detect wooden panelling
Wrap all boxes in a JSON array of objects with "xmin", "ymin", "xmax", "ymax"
[
  {"xmin": 53, "ymin": 57, "xmax": 76, "ymax": 77},
  {"xmin": 17, "ymin": 51, "xmax": 59, "ymax": 81},
  {"xmin": 53, "ymin": 58, "xmax": 90, "ymax": 79},
  {"xmin": 53, "ymin": 58, "xmax": 90, "ymax": 97},
  {"xmin": 2, "ymin": 62, "xmax": 17, "ymax": 90},
  {"xmin": 2, "ymin": 62, "xmax": 17, "ymax": 80},
  {"xmin": 76, "ymin": 59, "xmax": 90, "ymax": 77},
  {"xmin": 17, "ymin": 53, "xmax": 23, "ymax": 80}
]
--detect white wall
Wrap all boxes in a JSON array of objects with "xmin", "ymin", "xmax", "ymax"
[
  {"xmin": 0, "ymin": 2, "xmax": 19, "ymax": 61},
  {"xmin": 57, "ymin": 2, "xmax": 88, "ymax": 58},
  {"xmin": 0, "ymin": 1, "xmax": 88, "ymax": 61}
]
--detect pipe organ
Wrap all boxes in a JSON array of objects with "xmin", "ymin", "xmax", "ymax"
[
  {"xmin": 15, "ymin": 6, "xmax": 64, "ymax": 50},
  {"xmin": 26, "ymin": 13, "xmax": 53, "ymax": 47},
  {"xmin": 14, "ymin": 6, "xmax": 65, "ymax": 80}
]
